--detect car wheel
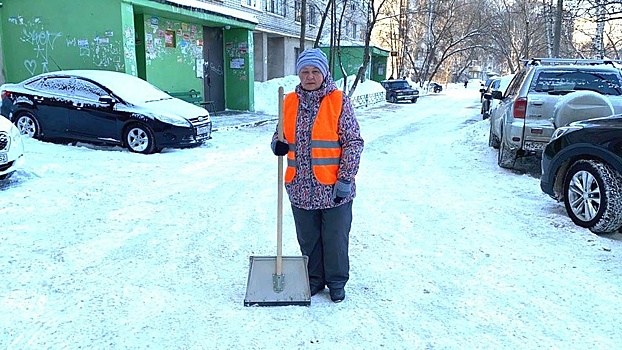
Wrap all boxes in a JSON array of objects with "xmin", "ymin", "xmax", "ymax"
[
  {"xmin": 497, "ymin": 129, "xmax": 516, "ymax": 169},
  {"xmin": 481, "ymin": 101, "xmax": 490, "ymax": 119},
  {"xmin": 15, "ymin": 111, "xmax": 40, "ymax": 138},
  {"xmin": 390, "ymin": 95, "xmax": 397, "ymax": 103},
  {"xmin": 124, "ymin": 124, "xmax": 157, "ymax": 154},
  {"xmin": 411, "ymin": 97, "xmax": 417, "ymax": 103},
  {"xmin": 488, "ymin": 121, "xmax": 500, "ymax": 149},
  {"xmin": 563, "ymin": 160, "xmax": 622, "ymax": 233}
]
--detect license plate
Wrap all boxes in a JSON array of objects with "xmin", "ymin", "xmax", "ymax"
[
  {"xmin": 196, "ymin": 125, "xmax": 210, "ymax": 136},
  {"xmin": 524, "ymin": 141, "xmax": 547, "ymax": 152},
  {"xmin": 0, "ymin": 153, "xmax": 7, "ymax": 164}
]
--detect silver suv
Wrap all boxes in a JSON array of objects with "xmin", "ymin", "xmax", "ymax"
[{"xmin": 488, "ymin": 58, "xmax": 622, "ymax": 169}]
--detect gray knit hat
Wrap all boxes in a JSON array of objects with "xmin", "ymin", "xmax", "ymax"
[{"xmin": 296, "ymin": 48, "xmax": 329, "ymax": 77}]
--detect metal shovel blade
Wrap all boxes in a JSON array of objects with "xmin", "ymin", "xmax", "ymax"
[{"xmin": 244, "ymin": 255, "xmax": 311, "ymax": 307}]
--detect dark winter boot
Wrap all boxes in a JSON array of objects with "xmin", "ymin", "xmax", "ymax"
[{"xmin": 329, "ymin": 288, "xmax": 345, "ymax": 303}]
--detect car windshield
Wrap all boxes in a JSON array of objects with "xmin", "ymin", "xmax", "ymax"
[
  {"xmin": 531, "ymin": 70, "xmax": 622, "ymax": 96},
  {"xmin": 388, "ymin": 81, "xmax": 410, "ymax": 89}
]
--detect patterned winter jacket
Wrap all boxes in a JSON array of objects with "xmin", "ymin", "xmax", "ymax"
[{"xmin": 272, "ymin": 75, "xmax": 364, "ymax": 210}]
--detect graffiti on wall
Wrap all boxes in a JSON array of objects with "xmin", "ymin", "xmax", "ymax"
[
  {"xmin": 144, "ymin": 17, "xmax": 202, "ymax": 68},
  {"xmin": 225, "ymin": 39, "xmax": 248, "ymax": 80},
  {"xmin": 9, "ymin": 16, "xmax": 63, "ymax": 75},
  {"xmin": 8, "ymin": 15, "xmax": 126, "ymax": 76},
  {"xmin": 123, "ymin": 27, "xmax": 137, "ymax": 76},
  {"xmin": 65, "ymin": 31, "xmax": 124, "ymax": 71}
]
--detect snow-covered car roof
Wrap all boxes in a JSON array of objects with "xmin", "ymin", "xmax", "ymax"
[{"xmin": 23, "ymin": 70, "xmax": 171, "ymax": 104}]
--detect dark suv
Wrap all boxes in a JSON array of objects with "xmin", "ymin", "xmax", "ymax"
[
  {"xmin": 540, "ymin": 115, "xmax": 622, "ymax": 233},
  {"xmin": 380, "ymin": 79, "xmax": 419, "ymax": 103}
]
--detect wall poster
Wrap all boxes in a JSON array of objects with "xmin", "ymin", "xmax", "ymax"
[{"xmin": 165, "ymin": 30, "xmax": 176, "ymax": 48}]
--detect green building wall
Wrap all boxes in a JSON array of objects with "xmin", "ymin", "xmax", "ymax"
[
  {"xmin": 134, "ymin": 13, "xmax": 204, "ymax": 94},
  {"xmin": 0, "ymin": 0, "xmax": 256, "ymax": 112},
  {"xmin": 321, "ymin": 46, "xmax": 389, "ymax": 83},
  {"xmin": 1, "ymin": 0, "xmax": 128, "ymax": 81},
  {"xmin": 224, "ymin": 28, "xmax": 254, "ymax": 111}
]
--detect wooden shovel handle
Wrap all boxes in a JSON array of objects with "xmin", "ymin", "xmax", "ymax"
[{"xmin": 276, "ymin": 86, "xmax": 284, "ymax": 276}]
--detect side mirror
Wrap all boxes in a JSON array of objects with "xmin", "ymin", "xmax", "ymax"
[{"xmin": 491, "ymin": 90, "xmax": 503, "ymax": 100}]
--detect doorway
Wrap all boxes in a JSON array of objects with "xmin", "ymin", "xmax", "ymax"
[{"xmin": 202, "ymin": 27, "xmax": 225, "ymax": 112}]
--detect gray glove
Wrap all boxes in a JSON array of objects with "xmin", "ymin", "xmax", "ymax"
[{"xmin": 332, "ymin": 179, "xmax": 351, "ymax": 204}]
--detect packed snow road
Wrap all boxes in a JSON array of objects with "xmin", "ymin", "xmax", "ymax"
[{"xmin": 1, "ymin": 84, "xmax": 621, "ymax": 349}]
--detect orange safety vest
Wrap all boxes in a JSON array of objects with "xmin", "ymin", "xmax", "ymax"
[{"xmin": 282, "ymin": 90, "xmax": 343, "ymax": 185}]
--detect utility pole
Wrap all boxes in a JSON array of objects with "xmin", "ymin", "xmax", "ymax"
[{"xmin": 299, "ymin": 0, "xmax": 307, "ymax": 52}]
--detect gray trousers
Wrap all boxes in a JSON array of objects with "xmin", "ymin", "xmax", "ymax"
[{"xmin": 291, "ymin": 201, "xmax": 352, "ymax": 290}]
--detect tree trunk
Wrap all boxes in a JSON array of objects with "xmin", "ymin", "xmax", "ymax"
[
  {"xmin": 314, "ymin": 0, "xmax": 332, "ymax": 48},
  {"xmin": 593, "ymin": 0, "xmax": 605, "ymax": 59},
  {"xmin": 552, "ymin": 0, "xmax": 563, "ymax": 57}
]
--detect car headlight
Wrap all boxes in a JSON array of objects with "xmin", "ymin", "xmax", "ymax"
[
  {"xmin": 550, "ymin": 125, "xmax": 583, "ymax": 142},
  {"xmin": 153, "ymin": 113, "xmax": 191, "ymax": 127}
]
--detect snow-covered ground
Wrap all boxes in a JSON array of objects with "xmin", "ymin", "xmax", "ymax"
[{"xmin": 2, "ymin": 79, "xmax": 622, "ymax": 349}]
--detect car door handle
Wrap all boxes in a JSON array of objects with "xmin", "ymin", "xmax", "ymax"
[{"xmin": 531, "ymin": 100, "xmax": 544, "ymax": 106}]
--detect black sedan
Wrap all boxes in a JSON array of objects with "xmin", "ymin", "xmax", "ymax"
[
  {"xmin": 540, "ymin": 115, "xmax": 622, "ymax": 233},
  {"xmin": 0, "ymin": 70, "xmax": 212, "ymax": 154},
  {"xmin": 380, "ymin": 79, "xmax": 419, "ymax": 103}
]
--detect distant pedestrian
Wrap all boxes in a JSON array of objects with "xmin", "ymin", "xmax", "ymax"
[{"xmin": 464, "ymin": 79, "xmax": 468, "ymax": 88}]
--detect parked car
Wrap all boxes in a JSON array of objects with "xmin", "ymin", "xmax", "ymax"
[
  {"xmin": 480, "ymin": 76, "xmax": 498, "ymax": 102},
  {"xmin": 0, "ymin": 114, "xmax": 25, "ymax": 180},
  {"xmin": 481, "ymin": 77, "xmax": 501, "ymax": 119},
  {"xmin": 0, "ymin": 70, "xmax": 212, "ymax": 154},
  {"xmin": 482, "ymin": 74, "xmax": 514, "ymax": 120},
  {"xmin": 487, "ymin": 58, "xmax": 622, "ymax": 169},
  {"xmin": 380, "ymin": 79, "xmax": 419, "ymax": 103},
  {"xmin": 540, "ymin": 115, "xmax": 622, "ymax": 233},
  {"xmin": 428, "ymin": 82, "xmax": 443, "ymax": 93}
]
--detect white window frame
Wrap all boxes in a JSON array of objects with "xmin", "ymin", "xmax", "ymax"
[
  {"xmin": 265, "ymin": 0, "xmax": 286, "ymax": 17},
  {"xmin": 242, "ymin": 0, "xmax": 261, "ymax": 11}
]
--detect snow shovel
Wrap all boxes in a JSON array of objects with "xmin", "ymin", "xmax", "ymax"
[{"xmin": 243, "ymin": 86, "xmax": 311, "ymax": 307}]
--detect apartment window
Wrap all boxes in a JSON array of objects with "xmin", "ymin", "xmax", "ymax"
[
  {"xmin": 243, "ymin": 0, "xmax": 261, "ymax": 10},
  {"xmin": 308, "ymin": 5, "xmax": 317, "ymax": 26},
  {"xmin": 295, "ymin": 0, "xmax": 317, "ymax": 24},
  {"xmin": 345, "ymin": 20, "xmax": 351, "ymax": 37},
  {"xmin": 352, "ymin": 23, "xmax": 358, "ymax": 39},
  {"xmin": 265, "ymin": 0, "xmax": 286, "ymax": 16}
]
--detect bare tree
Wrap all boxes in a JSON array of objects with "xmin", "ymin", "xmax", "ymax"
[
  {"xmin": 406, "ymin": 0, "xmax": 487, "ymax": 84},
  {"xmin": 346, "ymin": 0, "xmax": 393, "ymax": 97}
]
